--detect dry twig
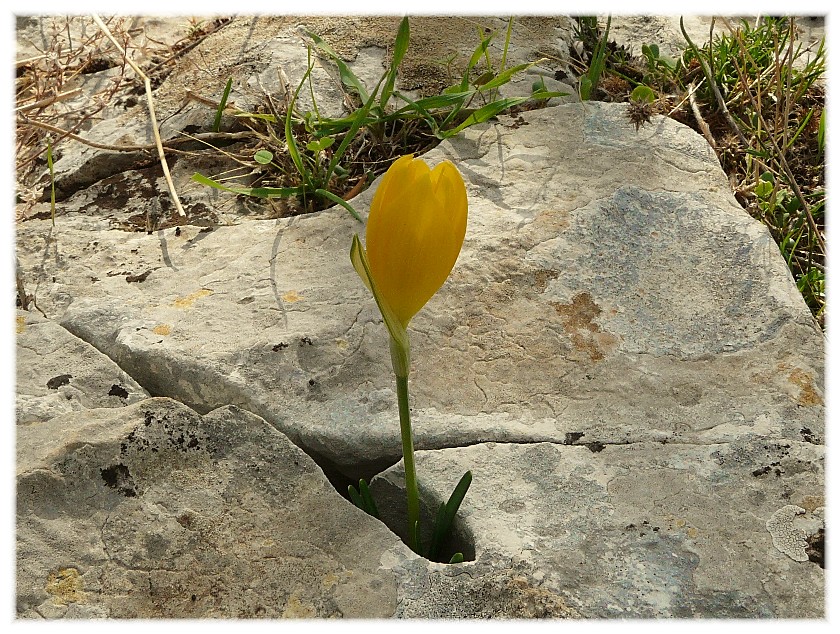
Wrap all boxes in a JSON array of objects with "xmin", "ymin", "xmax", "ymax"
[{"xmin": 92, "ymin": 14, "xmax": 185, "ymax": 216}]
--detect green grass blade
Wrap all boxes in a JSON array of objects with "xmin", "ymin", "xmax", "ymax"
[
  {"xmin": 818, "ymin": 107, "xmax": 826, "ymax": 155},
  {"xmin": 212, "ymin": 78, "xmax": 233, "ymax": 132},
  {"xmin": 448, "ymin": 552, "xmax": 464, "ymax": 564},
  {"xmin": 286, "ymin": 58, "xmax": 314, "ymax": 187},
  {"xmin": 441, "ymin": 96, "xmax": 531, "ymax": 138},
  {"xmin": 380, "ymin": 16, "xmax": 410, "ymax": 108},
  {"xmin": 477, "ymin": 61, "xmax": 541, "ymax": 92},
  {"xmin": 192, "ymin": 172, "xmax": 302, "ymax": 198},
  {"xmin": 358, "ymin": 479, "xmax": 380, "ymax": 519},
  {"xmin": 314, "ymin": 188, "xmax": 363, "ymax": 222},
  {"xmin": 323, "ymin": 74, "xmax": 386, "ymax": 185},
  {"xmin": 584, "ymin": 15, "xmax": 611, "ymax": 99},
  {"xmin": 459, "ymin": 31, "xmax": 494, "ymax": 91},
  {"xmin": 234, "ymin": 112, "xmax": 277, "ymax": 122},
  {"xmin": 500, "ymin": 17, "xmax": 514, "ymax": 73},
  {"xmin": 307, "ymin": 29, "xmax": 370, "ymax": 102},
  {"xmin": 579, "ymin": 75, "xmax": 593, "ymax": 101},
  {"xmin": 785, "ymin": 108, "xmax": 814, "ymax": 150}
]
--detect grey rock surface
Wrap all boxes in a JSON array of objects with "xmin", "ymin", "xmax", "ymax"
[
  {"xmin": 16, "ymin": 398, "xmax": 410, "ymax": 618},
  {"xmin": 372, "ymin": 439, "xmax": 824, "ymax": 617},
  {"xmin": 15, "ymin": 308, "xmax": 148, "ymax": 424},
  {"xmin": 16, "ymin": 15, "xmax": 825, "ymax": 619}
]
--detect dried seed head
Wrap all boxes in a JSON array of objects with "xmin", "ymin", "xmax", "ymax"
[{"xmin": 625, "ymin": 100, "xmax": 654, "ymax": 132}]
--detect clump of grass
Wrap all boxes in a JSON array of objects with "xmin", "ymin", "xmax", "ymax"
[
  {"xmin": 576, "ymin": 16, "xmax": 826, "ymax": 328},
  {"xmin": 193, "ymin": 17, "xmax": 566, "ymax": 220}
]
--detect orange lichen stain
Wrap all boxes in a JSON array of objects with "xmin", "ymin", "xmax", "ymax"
[
  {"xmin": 321, "ymin": 571, "xmax": 352, "ymax": 590},
  {"xmin": 686, "ymin": 526, "xmax": 699, "ymax": 539},
  {"xmin": 532, "ymin": 208, "xmax": 571, "ymax": 234},
  {"xmin": 45, "ymin": 567, "xmax": 85, "ymax": 605},
  {"xmin": 551, "ymin": 292, "xmax": 619, "ymax": 361},
  {"xmin": 282, "ymin": 290, "xmax": 303, "ymax": 303},
  {"xmin": 335, "ymin": 338, "xmax": 348, "ymax": 350},
  {"xmin": 153, "ymin": 324, "xmax": 171, "ymax": 336},
  {"xmin": 786, "ymin": 367, "xmax": 823, "ymax": 406},
  {"xmin": 282, "ymin": 593, "xmax": 316, "ymax": 617},
  {"xmin": 799, "ymin": 495, "xmax": 824, "ymax": 512},
  {"xmin": 16, "ymin": 315, "xmax": 26, "ymax": 334},
  {"xmin": 172, "ymin": 289, "xmax": 213, "ymax": 309},
  {"xmin": 533, "ymin": 269, "xmax": 559, "ymax": 294}
]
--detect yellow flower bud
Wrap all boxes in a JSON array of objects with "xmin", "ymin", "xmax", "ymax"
[{"xmin": 364, "ymin": 154, "xmax": 468, "ymax": 327}]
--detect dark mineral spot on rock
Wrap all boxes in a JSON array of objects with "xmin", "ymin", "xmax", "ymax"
[
  {"xmin": 299, "ymin": 336, "xmax": 313, "ymax": 346},
  {"xmin": 100, "ymin": 463, "xmax": 138, "ymax": 497},
  {"xmin": 806, "ymin": 528, "xmax": 825, "ymax": 568},
  {"xmin": 585, "ymin": 441, "xmax": 606, "ymax": 453},
  {"xmin": 308, "ymin": 378, "xmax": 317, "ymax": 387},
  {"xmin": 108, "ymin": 384, "xmax": 129, "ymax": 399},
  {"xmin": 46, "ymin": 374, "xmax": 72, "ymax": 390},
  {"xmin": 800, "ymin": 427, "xmax": 819, "ymax": 444},
  {"xmin": 564, "ymin": 432, "xmax": 585, "ymax": 445},
  {"xmin": 272, "ymin": 342, "xmax": 289, "ymax": 351},
  {"xmin": 126, "ymin": 269, "xmax": 152, "ymax": 283},
  {"xmin": 752, "ymin": 466, "xmax": 771, "ymax": 477}
]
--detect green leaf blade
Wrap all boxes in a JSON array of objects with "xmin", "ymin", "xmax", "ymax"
[{"xmin": 212, "ymin": 78, "xmax": 233, "ymax": 132}]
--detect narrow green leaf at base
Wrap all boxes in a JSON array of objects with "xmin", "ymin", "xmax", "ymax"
[
  {"xmin": 358, "ymin": 479, "xmax": 379, "ymax": 519},
  {"xmin": 315, "ymin": 188, "xmax": 362, "ymax": 222},
  {"xmin": 348, "ymin": 484, "xmax": 364, "ymax": 509},
  {"xmin": 192, "ymin": 172, "xmax": 302, "ymax": 198},
  {"xmin": 448, "ymin": 552, "xmax": 464, "ymax": 564},
  {"xmin": 427, "ymin": 470, "xmax": 472, "ymax": 561}
]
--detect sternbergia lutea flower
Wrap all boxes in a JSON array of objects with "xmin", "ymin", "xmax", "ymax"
[{"xmin": 348, "ymin": 154, "xmax": 471, "ymax": 562}]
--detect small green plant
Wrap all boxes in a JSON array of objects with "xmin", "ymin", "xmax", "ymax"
[
  {"xmin": 577, "ymin": 15, "xmax": 612, "ymax": 100},
  {"xmin": 193, "ymin": 17, "xmax": 565, "ymax": 218}
]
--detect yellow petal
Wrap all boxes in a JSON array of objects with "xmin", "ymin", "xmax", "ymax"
[{"xmin": 365, "ymin": 156, "xmax": 468, "ymax": 326}]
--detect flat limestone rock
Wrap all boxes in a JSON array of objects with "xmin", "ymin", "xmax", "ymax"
[
  {"xmin": 372, "ymin": 439, "xmax": 824, "ymax": 617},
  {"xmin": 15, "ymin": 309, "xmax": 148, "ymax": 424},
  {"xmin": 16, "ymin": 101, "xmax": 825, "ymax": 482},
  {"xmin": 16, "ymin": 398, "xmax": 409, "ymax": 618}
]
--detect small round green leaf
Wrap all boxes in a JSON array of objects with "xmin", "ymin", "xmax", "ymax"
[
  {"xmin": 630, "ymin": 85, "xmax": 656, "ymax": 104},
  {"xmin": 254, "ymin": 149, "xmax": 274, "ymax": 164}
]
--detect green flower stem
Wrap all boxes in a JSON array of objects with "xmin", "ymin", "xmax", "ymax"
[{"xmin": 393, "ymin": 343, "xmax": 420, "ymax": 554}]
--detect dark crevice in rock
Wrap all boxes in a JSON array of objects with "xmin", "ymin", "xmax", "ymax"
[{"xmin": 806, "ymin": 528, "xmax": 825, "ymax": 568}]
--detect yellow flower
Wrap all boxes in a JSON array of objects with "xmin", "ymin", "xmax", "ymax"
[{"xmin": 361, "ymin": 154, "xmax": 468, "ymax": 327}]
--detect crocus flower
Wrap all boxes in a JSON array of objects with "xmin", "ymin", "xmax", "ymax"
[
  {"xmin": 348, "ymin": 154, "xmax": 472, "ymax": 559},
  {"xmin": 355, "ymin": 154, "xmax": 468, "ymax": 328}
]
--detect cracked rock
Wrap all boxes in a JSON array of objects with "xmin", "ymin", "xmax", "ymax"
[
  {"xmin": 16, "ymin": 102, "xmax": 825, "ymax": 482},
  {"xmin": 15, "ymin": 309, "xmax": 148, "ymax": 424},
  {"xmin": 16, "ymin": 398, "xmax": 411, "ymax": 618}
]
